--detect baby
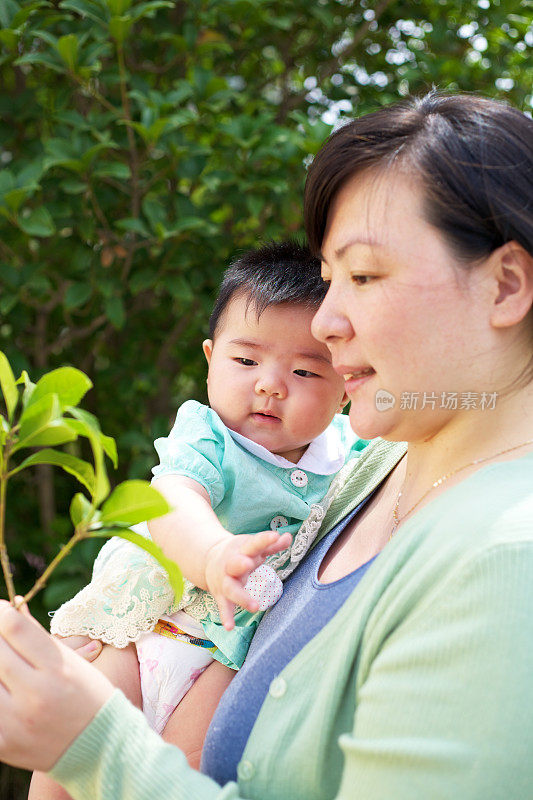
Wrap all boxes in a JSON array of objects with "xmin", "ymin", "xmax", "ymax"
[{"xmin": 51, "ymin": 240, "xmax": 367, "ymax": 734}]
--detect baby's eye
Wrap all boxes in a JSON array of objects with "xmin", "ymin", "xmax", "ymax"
[
  {"xmin": 351, "ymin": 275, "xmax": 374, "ymax": 286},
  {"xmin": 234, "ymin": 357, "xmax": 257, "ymax": 366},
  {"xmin": 293, "ymin": 369, "xmax": 319, "ymax": 378}
]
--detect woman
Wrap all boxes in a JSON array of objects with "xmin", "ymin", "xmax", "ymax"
[{"xmin": 0, "ymin": 91, "xmax": 532, "ymax": 799}]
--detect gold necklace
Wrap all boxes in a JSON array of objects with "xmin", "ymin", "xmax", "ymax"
[{"xmin": 389, "ymin": 439, "xmax": 533, "ymax": 540}]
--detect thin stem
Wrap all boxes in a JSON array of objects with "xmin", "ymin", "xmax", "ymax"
[
  {"xmin": 0, "ymin": 444, "xmax": 16, "ymax": 603},
  {"xmin": 18, "ymin": 528, "xmax": 84, "ymax": 608}
]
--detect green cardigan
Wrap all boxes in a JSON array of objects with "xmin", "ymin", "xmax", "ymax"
[{"xmin": 51, "ymin": 439, "xmax": 533, "ymax": 800}]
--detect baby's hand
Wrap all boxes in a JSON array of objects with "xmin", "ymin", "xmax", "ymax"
[
  {"xmin": 205, "ymin": 531, "xmax": 291, "ymax": 631},
  {"xmin": 52, "ymin": 633, "xmax": 103, "ymax": 662}
]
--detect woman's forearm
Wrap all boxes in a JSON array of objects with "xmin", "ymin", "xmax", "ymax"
[{"xmin": 50, "ymin": 691, "xmax": 242, "ymax": 800}]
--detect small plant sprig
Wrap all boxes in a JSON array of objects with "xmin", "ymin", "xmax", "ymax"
[{"xmin": 0, "ymin": 350, "xmax": 183, "ymax": 608}]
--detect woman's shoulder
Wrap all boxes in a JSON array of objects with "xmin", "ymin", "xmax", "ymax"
[
  {"xmin": 446, "ymin": 451, "xmax": 533, "ymax": 547},
  {"xmin": 321, "ymin": 438, "xmax": 407, "ymax": 531}
]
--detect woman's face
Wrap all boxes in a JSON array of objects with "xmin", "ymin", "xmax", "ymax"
[{"xmin": 312, "ymin": 170, "xmax": 497, "ymax": 443}]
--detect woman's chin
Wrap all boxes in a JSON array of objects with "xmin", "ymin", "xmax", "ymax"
[{"xmin": 348, "ymin": 404, "xmax": 402, "ymax": 442}]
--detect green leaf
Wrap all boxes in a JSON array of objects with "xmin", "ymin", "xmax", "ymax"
[
  {"xmin": 0, "ymin": 29, "xmax": 17, "ymax": 50},
  {"xmin": 17, "ymin": 207, "xmax": 56, "ymax": 237},
  {"xmin": 4, "ymin": 188, "xmax": 31, "ymax": 214},
  {"xmin": 65, "ymin": 282, "xmax": 92, "ymax": 309},
  {"xmin": 90, "ymin": 527, "xmax": 183, "ymax": 603},
  {"xmin": 14, "ymin": 394, "xmax": 77, "ymax": 451},
  {"xmin": 109, "ymin": 15, "xmax": 133, "ymax": 43},
  {"xmin": 18, "ymin": 393, "xmax": 60, "ymax": 433},
  {"xmin": 67, "ymin": 417, "xmax": 118, "ymax": 469},
  {"xmin": 59, "ymin": 1, "xmax": 107, "ymax": 27},
  {"xmin": 101, "ymin": 433, "xmax": 118, "ymax": 468},
  {"xmin": 60, "ymin": 178, "xmax": 87, "ymax": 194},
  {"xmin": 10, "ymin": 449, "xmax": 95, "ymax": 495},
  {"xmin": 115, "ymin": 217, "xmax": 150, "ymax": 236},
  {"xmin": 17, "ymin": 370, "xmax": 36, "ymax": 408},
  {"xmin": 70, "ymin": 491, "xmax": 95, "ymax": 527},
  {"xmin": 30, "ymin": 367, "xmax": 92, "ymax": 411},
  {"xmin": 104, "ymin": 295, "xmax": 125, "ymax": 329},
  {"xmin": 100, "ymin": 480, "xmax": 170, "ymax": 526},
  {"xmin": 0, "ymin": 350, "xmax": 18, "ymax": 422},
  {"xmin": 93, "ymin": 161, "xmax": 130, "ymax": 180},
  {"xmin": 130, "ymin": 2, "xmax": 174, "ymax": 23},
  {"xmin": 0, "ymin": 0, "xmax": 19, "ymax": 28},
  {"xmin": 56, "ymin": 34, "xmax": 78, "ymax": 71},
  {"xmin": 67, "ymin": 407, "xmax": 109, "ymax": 504},
  {"xmin": 0, "ymin": 170, "xmax": 15, "ymax": 195},
  {"xmin": 16, "ymin": 421, "xmax": 77, "ymax": 450},
  {"xmin": 0, "ymin": 414, "xmax": 9, "ymax": 446},
  {"xmin": 14, "ymin": 52, "xmax": 63, "ymax": 72},
  {"xmin": 106, "ymin": 0, "xmax": 132, "ymax": 14}
]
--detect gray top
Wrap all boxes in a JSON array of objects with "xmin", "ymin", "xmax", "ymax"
[{"xmin": 201, "ymin": 494, "xmax": 376, "ymax": 784}]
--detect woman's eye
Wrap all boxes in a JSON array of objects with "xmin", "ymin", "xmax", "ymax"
[
  {"xmin": 351, "ymin": 275, "xmax": 374, "ymax": 286},
  {"xmin": 294, "ymin": 369, "xmax": 319, "ymax": 378},
  {"xmin": 235, "ymin": 357, "xmax": 257, "ymax": 366}
]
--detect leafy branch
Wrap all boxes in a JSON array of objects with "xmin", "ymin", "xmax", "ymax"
[{"xmin": 0, "ymin": 350, "xmax": 183, "ymax": 609}]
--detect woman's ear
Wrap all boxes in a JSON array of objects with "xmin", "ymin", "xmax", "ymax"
[
  {"xmin": 202, "ymin": 339, "xmax": 213, "ymax": 365},
  {"xmin": 490, "ymin": 242, "xmax": 533, "ymax": 328}
]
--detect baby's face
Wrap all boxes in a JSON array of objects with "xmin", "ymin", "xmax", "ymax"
[{"xmin": 203, "ymin": 294, "xmax": 347, "ymax": 463}]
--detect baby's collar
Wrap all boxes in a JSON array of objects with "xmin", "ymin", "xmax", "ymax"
[{"xmin": 228, "ymin": 425, "xmax": 346, "ymax": 475}]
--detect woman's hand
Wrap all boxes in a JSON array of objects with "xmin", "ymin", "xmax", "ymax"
[
  {"xmin": 53, "ymin": 633, "xmax": 103, "ymax": 662},
  {"xmin": 205, "ymin": 530, "xmax": 292, "ymax": 629},
  {"xmin": 0, "ymin": 599, "xmax": 114, "ymax": 772}
]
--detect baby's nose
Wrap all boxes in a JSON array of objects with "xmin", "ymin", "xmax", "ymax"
[{"xmin": 255, "ymin": 371, "xmax": 287, "ymax": 398}]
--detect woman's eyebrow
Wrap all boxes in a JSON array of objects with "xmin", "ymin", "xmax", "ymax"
[{"xmin": 321, "ymin": 237, "xmax": 383, "ymax": 263}]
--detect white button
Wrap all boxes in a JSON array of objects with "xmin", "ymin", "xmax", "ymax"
[
  {"xmin": 290, "ymin": 469, "xmax": 308, "ymax": 488},
  {"xmin": 270, "ymin": 515, "xmax": 289, "ymax": 530},
  {"xmin": 237, "ymin": 760, "xmax": 255, "ymax": 781},
  {"xmin": 269, "ymin": 676, "xmax": 287, "ymax": 698}
]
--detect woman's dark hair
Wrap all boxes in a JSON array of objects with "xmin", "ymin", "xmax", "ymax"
[
  {"xmin": 304, "ymin": 91, "xmax": 533, "ymax": 263},
  {"xmin": 208, "ymin": 240, "xmax": 325, "ymax": 338}
]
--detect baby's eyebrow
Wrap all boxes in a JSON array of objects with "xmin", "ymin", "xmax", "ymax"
[
  {"xmin": 295, "ymin": 351, "xmax": 332, "ymax": 365},
  {"xmin": 228, "ymin": 339, "xmax": 331, "ymax": 365},
  {"xmin": 228, "ymin": 338, "xmax": 263, "ymax": 349}
]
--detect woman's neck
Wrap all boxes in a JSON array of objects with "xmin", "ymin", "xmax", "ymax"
[{"xmin": 399, "ymin": 380, "xmax": 533, "ymax": 511}]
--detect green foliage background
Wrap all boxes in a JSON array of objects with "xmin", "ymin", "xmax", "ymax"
[{"xmin": 0, "ymin": 0, "xmax": 531, "ymax": 791}]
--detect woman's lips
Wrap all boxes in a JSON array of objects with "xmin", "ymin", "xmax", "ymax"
[{"xmin": 343, "ymin": 367, "xmax": 375, "ymax": 393}]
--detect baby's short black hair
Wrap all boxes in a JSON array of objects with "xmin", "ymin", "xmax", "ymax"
[{"xmin": 208, "ymin": 240, "xmax": 325, "ymax": 339}]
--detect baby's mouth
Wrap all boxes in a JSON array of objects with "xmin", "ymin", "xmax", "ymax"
[{"xmin": 252, "ymin": 410, "xmax": 281, "ymax": 422}]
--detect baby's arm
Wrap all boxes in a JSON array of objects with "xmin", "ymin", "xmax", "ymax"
[{"xmin": 149, "ymin": 475, "xmax": 291, "ymax": 629}]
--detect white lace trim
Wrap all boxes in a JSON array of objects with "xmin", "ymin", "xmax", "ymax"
[
  {"xmin": 50, "ymin": 535, "xmax": 176, "ymax": 648},
  {"xmin": 50, "ymin": 471, "xmax": 347, "ymax": 646},
  {"xmin": 267, "ymin": 467, "xmax": 346, "ymax": 580}
]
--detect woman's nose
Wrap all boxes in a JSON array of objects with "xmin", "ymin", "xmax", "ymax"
[
  {"xmin": 255, "ymin": 370, "xmax": 287, "ymax": 399},
  {"xmin": 311, "ymin": 288, "xmax": 353, "ymax": 345}
]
